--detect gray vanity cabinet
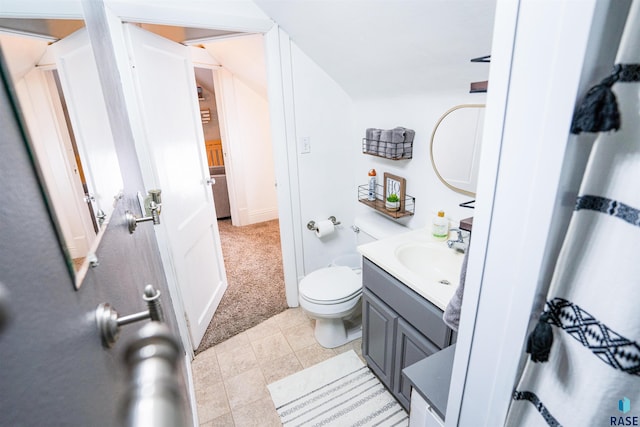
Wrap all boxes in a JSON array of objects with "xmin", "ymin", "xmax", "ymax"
[{"xmin": 361, "ymin": 258, "xmax": 455, "ymax": 411}]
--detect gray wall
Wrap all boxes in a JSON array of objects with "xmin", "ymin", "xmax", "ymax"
[{"xmin": 0, "ymin": 49, "xmax": 188, "ymax": 427}]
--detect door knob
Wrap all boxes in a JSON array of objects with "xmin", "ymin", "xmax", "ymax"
[
  {"xmin": 126, "ymin": 189, "xmax": 162, "ymax": 234},
  {"xmin": 120, "ymin": 322, "xmax": 186, "ymax": 427},
  {"xmin": 95, "ymin": 285, "xmax": 164, "ymax": 348},
  {"xmin": 96, "ymin": 209, "xmax": 107, "ymax": 226}
]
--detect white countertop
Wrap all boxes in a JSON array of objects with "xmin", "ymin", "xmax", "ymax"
[{"xmin": 357, "ymin": 229, "xmax": 465, "ymax": 310}]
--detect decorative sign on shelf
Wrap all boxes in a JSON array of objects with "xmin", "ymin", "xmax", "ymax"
[{"xmin": 383, "ymin": 173, "xmax": 406, "ymax": 213}]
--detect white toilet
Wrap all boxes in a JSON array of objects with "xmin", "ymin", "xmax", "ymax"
[{"xmin": 298, "ymin": 213, "xmax": 407, "ymax": 348}]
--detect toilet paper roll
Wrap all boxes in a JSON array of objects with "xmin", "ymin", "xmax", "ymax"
[{"xmin": 315, "ymin": 219, "xmax": 335, "ymax": 238}]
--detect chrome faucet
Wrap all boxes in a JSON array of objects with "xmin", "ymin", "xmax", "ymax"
[{"xmin": 447, "ymin": 228, "xmax": 470, "ymax": 253}]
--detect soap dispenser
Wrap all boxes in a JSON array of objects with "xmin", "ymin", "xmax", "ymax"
[{"xmin": 432, "ymin": 210, "xmax": 449, "ymax": 241}]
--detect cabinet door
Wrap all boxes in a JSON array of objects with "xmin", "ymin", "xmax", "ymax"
[
  {"xmin": 362, "ymin": 289, "xmax": 397, "ymax": 389},
  {"xmin": 394, "ymin": 318, "xmax": 440, "ymax": 410}
]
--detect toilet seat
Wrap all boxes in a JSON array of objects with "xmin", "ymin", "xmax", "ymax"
[
  {"xmin": 299, "ymin": 266, "xmax": 361, "ymax": 305},
  {"xmin": 300, "ymin": 289, "xmax": 362, "ymax": 306}
]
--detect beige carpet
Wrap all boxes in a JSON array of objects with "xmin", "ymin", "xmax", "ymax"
[{"xmin": 196, "ymin": 218, "xmax": 288, "ymax": 354}]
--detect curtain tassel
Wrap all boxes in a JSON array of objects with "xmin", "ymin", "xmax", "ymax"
[
  {"xmin": 571, "ymin": 64, "xmax": 623, "ymax": 135},
  {"xmin": 526, "ymin": 311, "xmax": 554, "ymax": 363}
]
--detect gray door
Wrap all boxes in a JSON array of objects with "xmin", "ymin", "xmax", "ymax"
[{"xmin": 0, "ymin": 50, "xmax": 188, "ymax": 427}]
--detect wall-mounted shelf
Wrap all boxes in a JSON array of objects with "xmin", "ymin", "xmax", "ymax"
[
  {"xmin": 470, "ymin": 54, "xmax": 490, "ymax": 93},
  {"xmin": 469, "ymin": 81, "xmax": 488, "ymax": 93},
  {"xmin": 362, "ymin": 138, "xmax": 413, "ymax": 160},
  {"xmin": 459, "ymin": 217, "xmax": 473, "ymax": 232},
  {"xmin": 358, "ymin": 184, "xmax": 415, "ymax": 219}
]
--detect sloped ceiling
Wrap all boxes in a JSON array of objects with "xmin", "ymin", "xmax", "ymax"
[
  {"xmin": 138, "ymin": 23, "xmax": 239, "ymax": 43},
  {"xmin": 253, "ymin": 0, "xmax": 496, "ymax": 98},
  {"xmin": 0, "ymin": 18, "xmax": 83, "ymax": 40},
  {"xmin": 203, "ymin": 34, "xmax": 268, "ymax": 99}
]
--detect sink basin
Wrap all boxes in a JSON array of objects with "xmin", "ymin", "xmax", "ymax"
[
  {"xmin": 358, "ymin": 229, "xmax": 467, "ymax": 310},
  {"xmin": 394, "ymin": 243, "xmax": 464, "ymax": 286}
]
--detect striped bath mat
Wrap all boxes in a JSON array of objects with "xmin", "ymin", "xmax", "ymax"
[{"xmin": 267, "ymin": 350, "xmax": 408, "ymax": 427}]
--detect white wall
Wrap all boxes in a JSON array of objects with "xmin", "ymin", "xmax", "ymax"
[
  {"xmin": 286, "ymin": 43, "xmax": 488, "ymax": 274},
  {"xmin": 231, "ymin": 74, "xmax": 277, "ymax": 224},
  {"xmin": 289, "ymin": 42, "xmax": 358, "ymax": 273},
  {"xmin": 354, "ymin": 90, "xmax": 487, "ymax": 232},
  {"xmin": 207, "ymin": 41, "xmax": 278, "ymax": 226},
  {"xmin": 0, "ymin": 33, "xmax": 48, "ymax": 80}
]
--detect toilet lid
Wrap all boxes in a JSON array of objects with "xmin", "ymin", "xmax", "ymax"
[{"xmin": 299, "ymin": 266, "xmax": 361, "ymax": 303}]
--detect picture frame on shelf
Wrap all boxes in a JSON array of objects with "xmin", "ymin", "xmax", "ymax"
[{"xmin": 383, "ymin": 173, "xmax": 406, "ymax": 212}]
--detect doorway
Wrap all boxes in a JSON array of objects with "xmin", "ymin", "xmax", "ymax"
[
  {"xmin": 1, "ymin": 16, "xmax": 293, "ymax": 354},
  {"xmin": 190, "ymin": 36, "xmax": 286, "ymax": 353},
  {"xmin": 194, "ymin": 66, "xmax": 231, "ymax": 219}
]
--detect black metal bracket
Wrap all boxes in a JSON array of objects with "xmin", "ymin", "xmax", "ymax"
[
  {"xmin": 470, "ymin": 55, "xmax": 491, "ymax": 63},
  {"xmin": 459, "ymin": 199, "xmax": 475, "ymax": 209}
]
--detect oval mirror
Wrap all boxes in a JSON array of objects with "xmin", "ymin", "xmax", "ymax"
[
  {"xmin": 0, "ymin": 22, "xmax": 124, "ymax": 289},
  {"xmin": 430, "ymin": 104, "xmax": 486, "ymax": 197}
]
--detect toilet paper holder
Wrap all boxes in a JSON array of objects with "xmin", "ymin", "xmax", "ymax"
[{"xmin": 307, "ymin": 216, "xmax": 341, "ymax": 231}]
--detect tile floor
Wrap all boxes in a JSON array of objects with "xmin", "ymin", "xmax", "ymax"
[{"xmin": 192, "ymin": 308, "xmax": 364, "ymax": 426}]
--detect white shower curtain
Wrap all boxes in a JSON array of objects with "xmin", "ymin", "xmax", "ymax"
[{"xmin": 505, "ymin": 3, "xmax": 640, "ymax": 426}]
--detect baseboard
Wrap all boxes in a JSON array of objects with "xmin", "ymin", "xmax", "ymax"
[
  {"xmin": 183, "ymin": 356, "xmax": 200, "ymax": 427},
  {"xmin": 247, "ymin": 207, "xmax": 278, "ymax": 224}
]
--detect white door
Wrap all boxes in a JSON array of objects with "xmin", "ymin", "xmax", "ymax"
[
  {"xmin": 49, "ymin": 29, "xmax": 123, "ymax": 222},
  {"xmin": 121, "ymin": 24, "xmax": 228, "ymax": 348},
  {"xmin": 17, "ymin": 67, "xmax": 97, "ymax": 259}
]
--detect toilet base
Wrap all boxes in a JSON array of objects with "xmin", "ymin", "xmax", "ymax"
[{"xmin": 314, "ymin": 316, "xmax": 362, "ymax": 349}]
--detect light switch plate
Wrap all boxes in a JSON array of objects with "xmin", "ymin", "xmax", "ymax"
[{"xmin": 299, "ymin": 136, "xmax": 311, "ymax": 154}]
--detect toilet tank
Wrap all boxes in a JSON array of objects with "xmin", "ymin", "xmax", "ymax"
[{"xmin": 354, "ymin": 212, "xmax": 407, "ymax": 245}]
